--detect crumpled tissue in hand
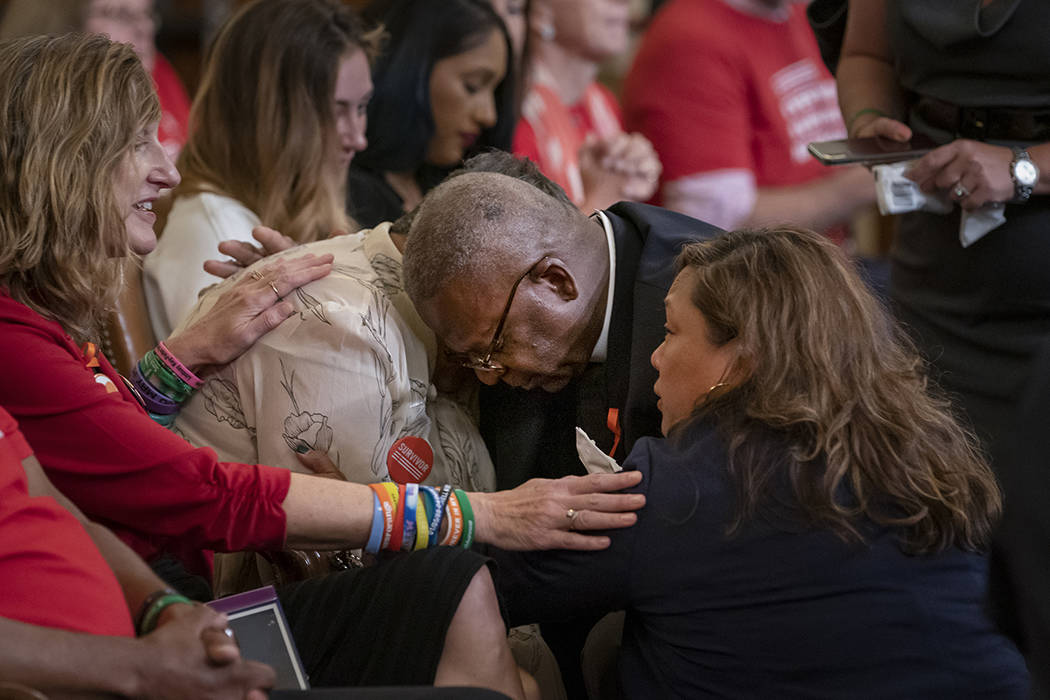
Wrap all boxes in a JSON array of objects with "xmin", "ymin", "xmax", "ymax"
[{"xmin": 872, "ymin": 159, "xmax": 1006, "ymax": 247}]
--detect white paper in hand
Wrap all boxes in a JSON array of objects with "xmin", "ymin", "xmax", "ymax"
[{"xmin": 575, "ymin": 427, "xmax": 622, "ymax": 474}]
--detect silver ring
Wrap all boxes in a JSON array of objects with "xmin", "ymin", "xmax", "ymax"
[
  {"xmin": 249, "ymin": 270, "xmax": 263, "ymax": 281},
  {"xmin": 223, "ymin": 626, "xmax": 234, "ymax": 638},
  {"xmin": 268, "ymin": 281, "xmax": 280, "ymax": 299},
  {"xmin": 953, "ymin": 183, "xmax": 969, "ymax": 199}
]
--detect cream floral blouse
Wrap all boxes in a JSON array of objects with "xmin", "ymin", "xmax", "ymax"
[{"xmin": 172, "ymin": 223, "xmax": 495, "ymax": 492}]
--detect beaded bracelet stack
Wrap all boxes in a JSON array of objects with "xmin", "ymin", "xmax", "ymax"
[
  {"xmin": 365, "ymin": 483, "xmax": 476, "ymax": 554},
  {"xmin": 130, "ymin": 342, "xmax": 204, "ymax": 426}
]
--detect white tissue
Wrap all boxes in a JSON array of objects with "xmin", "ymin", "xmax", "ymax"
[
  {"xmin": 873, "ymin": 160, "xmax": 952, "ymax": 215},
  {"xmin": 575, "ymin": 427, "xmax": 622, "ymax": 474},
  {"xmin": 872, "ymin": 160, "xmax": 1007, "ymax": 248}
]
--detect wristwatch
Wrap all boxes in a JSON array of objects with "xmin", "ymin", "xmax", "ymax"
[{"xmin": 1009, "ymin": 148, "xmax": 1039, "ymax": 203}]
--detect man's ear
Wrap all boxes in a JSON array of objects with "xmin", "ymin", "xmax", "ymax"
[{"xmin": 531, "ymin": 257, "xmax": 578, "ymax": 301}]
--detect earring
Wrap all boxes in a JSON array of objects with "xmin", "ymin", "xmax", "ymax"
[{"xmin": 538, "ymin": 23, "xmax": 556, "ymax": 41}]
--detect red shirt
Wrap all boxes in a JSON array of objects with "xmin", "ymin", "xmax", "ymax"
[
  {"xmin": 0, "ymin": 292, "xmax": 291, "ymax": 577},
  {"xmin": 152, "ymin": 54, "xmax": 191, "ymax": 161},
  {"xmin": 513, "ymin": 77, "xmax": 624, "ymax": 205},
  {"xmin": 0, "ymin": 406, "xmax": 134, "ymax": 636},
  {"xmin": 623, "ymin": 0, "xmax": 846, "ymax": 194}
]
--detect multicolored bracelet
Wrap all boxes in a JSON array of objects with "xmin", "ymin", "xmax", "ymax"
[
  {"xmin": 138, "ymin": 349, "xmax": 195, "ymax": 404},
  {"xmin": 366, "ymin": 482, "xmax": 476, "ymax": 553},
  {"xmin": 133, "ymin": 344, "xmax": 204, "ymax": 428},
  {"xmin": 155, "ymin": 341, "xmax": 204, "ymax": 389}
]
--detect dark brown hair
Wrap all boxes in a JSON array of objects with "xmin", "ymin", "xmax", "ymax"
[{"xmin": 677, "ymin": 226, "xmax": 1001, "ymax": 555}]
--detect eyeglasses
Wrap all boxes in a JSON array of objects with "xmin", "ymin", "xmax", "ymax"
[{"xmin": 452, "ymin": 256, "xmax": 549, "ymax": 373}]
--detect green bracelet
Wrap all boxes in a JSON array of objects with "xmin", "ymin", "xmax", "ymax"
[
  {"xmin": 846, "ymin": 107, "xmax": 888, "ymax": 132},
  {"xmin": 139, "ymin": 350, "xmax": 195, "ymax": 403},
  {"xmin": 138, "ymin": 592, "xmax": 193, "ymax": 636},
  {"xmin": 453, "ymin": 489, "xmax": 475, "ymax": 549}
]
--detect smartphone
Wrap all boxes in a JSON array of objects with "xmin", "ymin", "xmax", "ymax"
[{"xmin": 807, "ymin": 134, "xmax": 938, "ymax": 165}]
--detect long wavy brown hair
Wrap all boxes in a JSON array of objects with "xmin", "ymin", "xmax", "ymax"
[
  {"xmin": 0, "ymin": 33, "xmax": 159, "ymax": 342},
  {"xmin": 175, "ymin": 0, "xmax": 379, "ymax": 242},
  {"xmin": 678, "ymin": 227, "xmax": 1000, "ymax": 555}
]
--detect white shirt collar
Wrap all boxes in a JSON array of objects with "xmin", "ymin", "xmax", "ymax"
[{"xmin": 589, "ymin": 210, "xmax": 617, "ymax": 363}]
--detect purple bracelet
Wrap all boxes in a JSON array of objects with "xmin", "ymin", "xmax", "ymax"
[
  {"xmin": 131, "ymin": 363, "xmax": 180, "ymax": 415},
  {"xmin": 155, "ymin": 342, "xmax": 204, "ymax": 390}
]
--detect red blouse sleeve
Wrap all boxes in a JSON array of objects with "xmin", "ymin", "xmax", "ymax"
[{"xmin": 0, "ymin": 306, "xmax": 291, "ymax": 571}]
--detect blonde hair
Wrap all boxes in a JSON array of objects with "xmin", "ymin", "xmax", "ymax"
[
  {"xmin": 677, "ymin": 227, "xmax": 1001, "ymax": 555},
  {"xmin": 175, "ymin": 0, "xmax": 379, "ymax": 242},
  {"xmin": 0, "ymin": 33, "xmax": 160, "ymax": 342}
]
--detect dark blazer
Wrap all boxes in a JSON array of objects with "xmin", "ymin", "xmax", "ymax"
[
  {"xmin": 480, "ymin": 202, "xmax": 722, "ymax": 488},
  {"xmin": 485, "ymin": 418, "xmax": 1029, "ymax": 699}
]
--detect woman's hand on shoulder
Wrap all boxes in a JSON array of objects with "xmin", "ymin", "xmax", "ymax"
[
  {"xmin": 203, "ymin": 226, "xmax": 298, "ymax": 279},
  {"xmin": 470, "ymin": 470, "xmax": 645, "ymax": 551},
  {"xmin": 164, "ymin": 251, "xmax": 334, "ymax": 369}
]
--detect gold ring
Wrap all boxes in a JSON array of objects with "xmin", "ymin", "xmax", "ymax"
[
  {"xmin": 566, "ymin": 508, "xmax": 580, "ymax": 530},
  {"xmin": 249, "ymin": 270, "xmax": 263, "ymax": 281},
  {"xmin": 268, "ymin": 281, "xmax": 280, "ymax": 299}
]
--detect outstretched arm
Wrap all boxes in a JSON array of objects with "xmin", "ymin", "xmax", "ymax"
[{"xmin": 280, "ymin": 468, "xmax": 644, "ymax": 552}]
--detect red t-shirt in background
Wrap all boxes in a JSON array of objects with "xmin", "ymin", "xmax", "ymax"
[
  {"xmin": 623, "ymin": 0, "xmax": 847, "ymax": 197},
  {"xmin": 0, "ymin": 406, "xmax": 134, "ymax": 637}
]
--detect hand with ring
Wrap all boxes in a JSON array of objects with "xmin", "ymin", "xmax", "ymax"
[
  {"xmin": 904, "ymin": 139, "xmax": 1016, "ymax": 210},
  {"xmin": 163, "ymin": 252, "xmax": 334, "ymax": 371},
  {"xmin": 467, "ymin": 471, "xmax": 646, "ymax": 551}
]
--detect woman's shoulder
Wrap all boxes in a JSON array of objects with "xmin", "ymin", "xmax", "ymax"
[{"xmin": 625, "ymin": 419, "xmax": 732, "ymax": 499}]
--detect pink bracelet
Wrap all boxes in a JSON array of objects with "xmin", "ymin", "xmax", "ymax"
[{"xmin": 154, "ymin": 341, "xmax": 204, "ymax": 389}]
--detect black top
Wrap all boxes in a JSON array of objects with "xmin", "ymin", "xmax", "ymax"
[
  {"xmin": 486, "ymin": 418, "xmax": 1029, "ymax": 698},
  {"xmin": 346, "ymin": 164, "xmax": 451, "ymax": 230},
  {"xmin": 347, "ymin": 164, "xmax": 405, "ymax": 230}
]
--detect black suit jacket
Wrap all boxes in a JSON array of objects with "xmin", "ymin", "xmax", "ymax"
[{"xmin": 481, "ymin": 203, "xmax": 722, "ymax": 488}]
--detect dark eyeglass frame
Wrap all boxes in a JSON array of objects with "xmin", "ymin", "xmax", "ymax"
[{"xmin": 454, "ymin": 256, "xmax": 550, "ymax": 373}]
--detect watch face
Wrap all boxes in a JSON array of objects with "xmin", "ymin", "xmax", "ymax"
[{"xmin": 1015, "ymin": 159, "xmax": 1038, "ymax": 186}]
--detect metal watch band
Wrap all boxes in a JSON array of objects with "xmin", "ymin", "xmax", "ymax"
[{"xmin": 1010, "ymin": 148, "xmax": 1037, "ymax": 203}]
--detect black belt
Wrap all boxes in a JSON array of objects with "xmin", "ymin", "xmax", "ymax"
[{"xmin": 913, "ymin": 96, "xmax": 1050, "ymax": 142}]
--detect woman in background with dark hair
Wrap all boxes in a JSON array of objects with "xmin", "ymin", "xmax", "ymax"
[
  {"xmin": 486, "ymin": 226, "xmax": 1027, "ymax": 698},
  {"xmin": 348, "ymin": 0, "xmax": 514, "ymax": 228}
]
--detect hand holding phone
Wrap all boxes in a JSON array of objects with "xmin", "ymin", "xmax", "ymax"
[{"xmin": 808, "ymin": 134, "xmax": 938, "ymax": 165}]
